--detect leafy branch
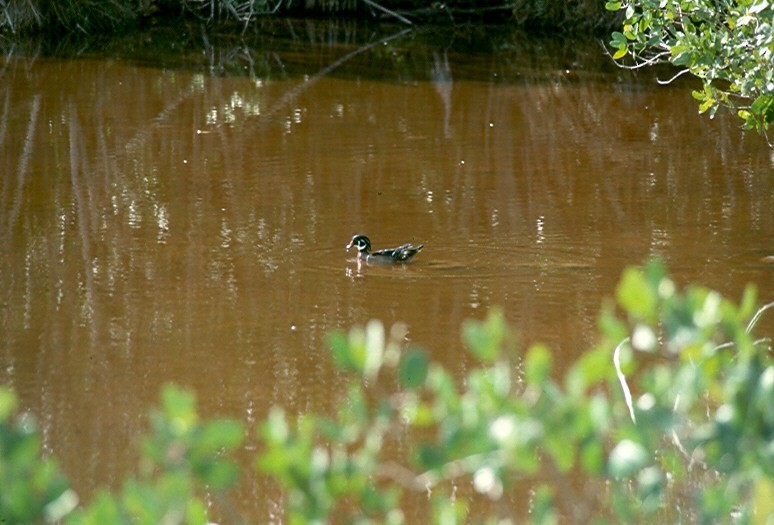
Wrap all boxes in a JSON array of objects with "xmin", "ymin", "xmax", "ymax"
[{"xmin": 606, "ymin": 0, "xmax": 774, "ymax": 144}]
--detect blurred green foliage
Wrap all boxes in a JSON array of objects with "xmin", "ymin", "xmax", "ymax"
[
  {"xmin": 606, "ymin": 0, "xmax": 774, "ymax": 142},
  {"xmin": 67, "ymin": 386, "xmax": 244, "ymax": 525},
  {"xmin": 1, "ymin": 262, "xmax": 772, "ymax": 523},
  {"xmin": 0, "ymin": 385, "xmax": 246, "ymax": 525},
  {"xmin": 0, "ymin": 389, "xmax": 76, "ymax": 523}
]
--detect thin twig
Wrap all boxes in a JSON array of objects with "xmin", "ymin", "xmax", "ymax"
[
  {"xmin": 669, "ymin": 394, "xmax": 697, "ymax": 467},
  {"xmin": 598, "ymin": 38, "xmax": 671, "ymax": 70},
  {"xmin": 3, "ymin": 7, "xmax": 14, "ymax": 33},
  {"xmin": 25, "ymin": 0, "xmax": 42, "ymax": 24},
  {"xmin": 745, "ymin": 301, "xmax": 774, "ymax": 334},
  {"xmin": 657, "ymin": 68, "xmax": 691, "ymax": 85},
  {"xmin": 360, "ymin": 0, "xmax": 412, "ymax": 25},
  {"xmin": 613, "ymin": 337, "xmax": 636, "ymax": 423}
]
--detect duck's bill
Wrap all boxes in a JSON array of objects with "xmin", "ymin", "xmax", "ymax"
[{"xmin": 346, "ymin": 242, "xmax": 353, "ymax": 250}]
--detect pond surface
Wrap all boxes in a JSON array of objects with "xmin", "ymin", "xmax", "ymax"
[{"xmin": 1, "ymin": 19, "xmax": 772, "ymax": 521}]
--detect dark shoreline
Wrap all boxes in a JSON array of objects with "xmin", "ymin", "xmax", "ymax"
[{"xmin": 0, "ymin": 0, "xmax": 622, "ymax": 40}]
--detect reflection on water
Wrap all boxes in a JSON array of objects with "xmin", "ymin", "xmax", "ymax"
[{"xmin": 1, "ymin": 20, "xmax": 772, "ymax": 521}]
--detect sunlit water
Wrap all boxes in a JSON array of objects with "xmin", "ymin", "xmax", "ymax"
[{"xmin": 1, "ymin": 20, "xmax": 772, "ymax": 521}]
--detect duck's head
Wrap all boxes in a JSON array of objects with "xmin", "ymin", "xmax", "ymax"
[{"xmin": 346, "ymin": 234, "xmax": 371, "ymax": 254}]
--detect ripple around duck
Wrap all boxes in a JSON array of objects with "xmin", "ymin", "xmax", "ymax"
[{"xmin": 301, "ymin": 241, "xmax": 598, "ymax": 282}]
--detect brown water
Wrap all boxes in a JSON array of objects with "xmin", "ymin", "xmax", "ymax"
[{"xmin": 1, "ymin": 21, "xmax": 772, "ymax": 521}]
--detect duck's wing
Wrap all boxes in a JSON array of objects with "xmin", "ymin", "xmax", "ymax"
[
  {"xmin": 400, "ymin": 244, "xmax": 424, "ymax": 261},
  {"xmin": 371, "ymin": 245, "xmax": 408, "ymax": 258},
  {"xmin": 372, "ymin": 243, "xmax": 423, "ymax": 262}
]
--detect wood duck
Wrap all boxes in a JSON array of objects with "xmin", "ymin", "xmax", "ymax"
[{"xmin": 346, "ymin": 234, "xmax": 424, "ymax": 264}]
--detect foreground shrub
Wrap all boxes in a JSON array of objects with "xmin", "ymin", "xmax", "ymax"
[
  {"xmin": 261, "ymin": 261, "xmax": 774, "ymax": 523},
  {"xmin": 1, "ymin": 262, "xmax": 772, "ymax": 523},
  {"xmin": 0, "ymin": 389, "xmax": 76, "ymax": 523}
]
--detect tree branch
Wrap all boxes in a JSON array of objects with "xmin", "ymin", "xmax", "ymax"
[{"xmin": 360, "ymin": 0, "xmax": 413, "ymax": 25}]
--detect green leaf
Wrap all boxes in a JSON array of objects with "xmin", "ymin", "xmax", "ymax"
[
  {"xmin": 416, "ymin": 444, "xmax": 445, "ymax": 470},
  {"xmin": 399, "ymin": 349, "xmax": 429, "ymax": 389},
  {"xmin": 565, "ymin": 346, "xmax": 613, "ymax": 397},
  {"xmin": 199, "ymin": 419, "xmax": 244, "ymax": 451},
  {"xmin": 199, "ymin": 461, "xmax": 240, "ymax": 490},
  {"xmin": 750, "ymin": 94, "xmax": 773, "ymax": 117},
  {"xmin": 328, "ymin": 330, "xmax": 360, "ymax": 373},
  {"xmin": 698, "ymin": 96, "xmax": 716, "ymax": 113},
  {"xmin": 462, "ymin": 308, "xmax": 507, "ymax": 363},
  {"xmin": 185, "ymin": 498, "xmax": 209, "ymax": 525},
  {"xmin": 347, "ymin": 384, "xmax": 369, "ymax": 424},
  {"xmin": 609, "ymin": 439, "xmax": 649, "ymax": 478},
  {"xmin": 363, "ymin": 319, "xmax": 386, "ymax": 380},
  {"xmin": 160, "ymin": 384, "xmax": 197, "ymax": 429},
  {"xmin": 598, "ymin": 303, "xmax": 628, "ymax": 342},
  {"xmin": 0, "ymin": 387, "xmax": 18, "ymax": 421},
  {"xmin": 671, "ymin": 51, "xmax": 693, "ymax": 66},
  {"xmin": 636, "ymin": 466, "xmax": 665, "ymax": 506},
  {"xmin": 70, "ymin": 491, "xmax": 122, "ymax": 524},
  {"xmin": 610, "ymin": 31, "xmax": 627, "ymax": 47},
  {"xmin": 605, "ymin": 1, "xmax": 622, "ymax": 11},
  {"xmin": 738, "ymin": 284, "xmax": 757, "ymax": 325},
  {"xmin": 262, "ymin": 408, "xmax": 289, "ymax": 444},
  {"xmin": 613, "ymin": 48, "xmax": 628, "ymax": 60},
  {"xmin": 532, "ymin": 486, "xmax": 558, "ymax": 525},
  {"xmin": 752, "ymin": 477, "xmax": 774, "ymax": 522},
  {"xmin": 524, "ymin": 344, "xmax": 552, "ymax": 386},
  {"xmin": 616, "ymin": 266, "xmax": 657, "ymax": 320},
  {"xmin": 545, "ymin": 433, "xmax": 576, "ymax": 471},
  {"xmin": 581, "ymin": 440, "xmax": 605, "ymax": 474}
]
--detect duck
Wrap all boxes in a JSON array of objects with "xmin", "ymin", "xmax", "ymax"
[{"xmin": 346, "ymin": 234, "xmax": 424, "ymax": 264}]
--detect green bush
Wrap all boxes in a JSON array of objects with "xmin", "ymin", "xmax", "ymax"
[
  {"xmin": 1, "ymin": 262, "xmax": 772, "ymax": 523},
  {"xmin": 0, "ymin": 389, "xmax": 76, "ymax": 523},
  {"xmin": 606, "ymin": 0, "xmax": 774, "ymax": 142}
]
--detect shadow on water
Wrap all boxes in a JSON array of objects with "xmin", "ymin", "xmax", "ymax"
[
  {"xmin": 4, "ymin": 18, "xmax": 633, "ymax": 83},
  {"xmin": 1, "ymin": 18, "xmax": 772, "ymax": 523}
]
